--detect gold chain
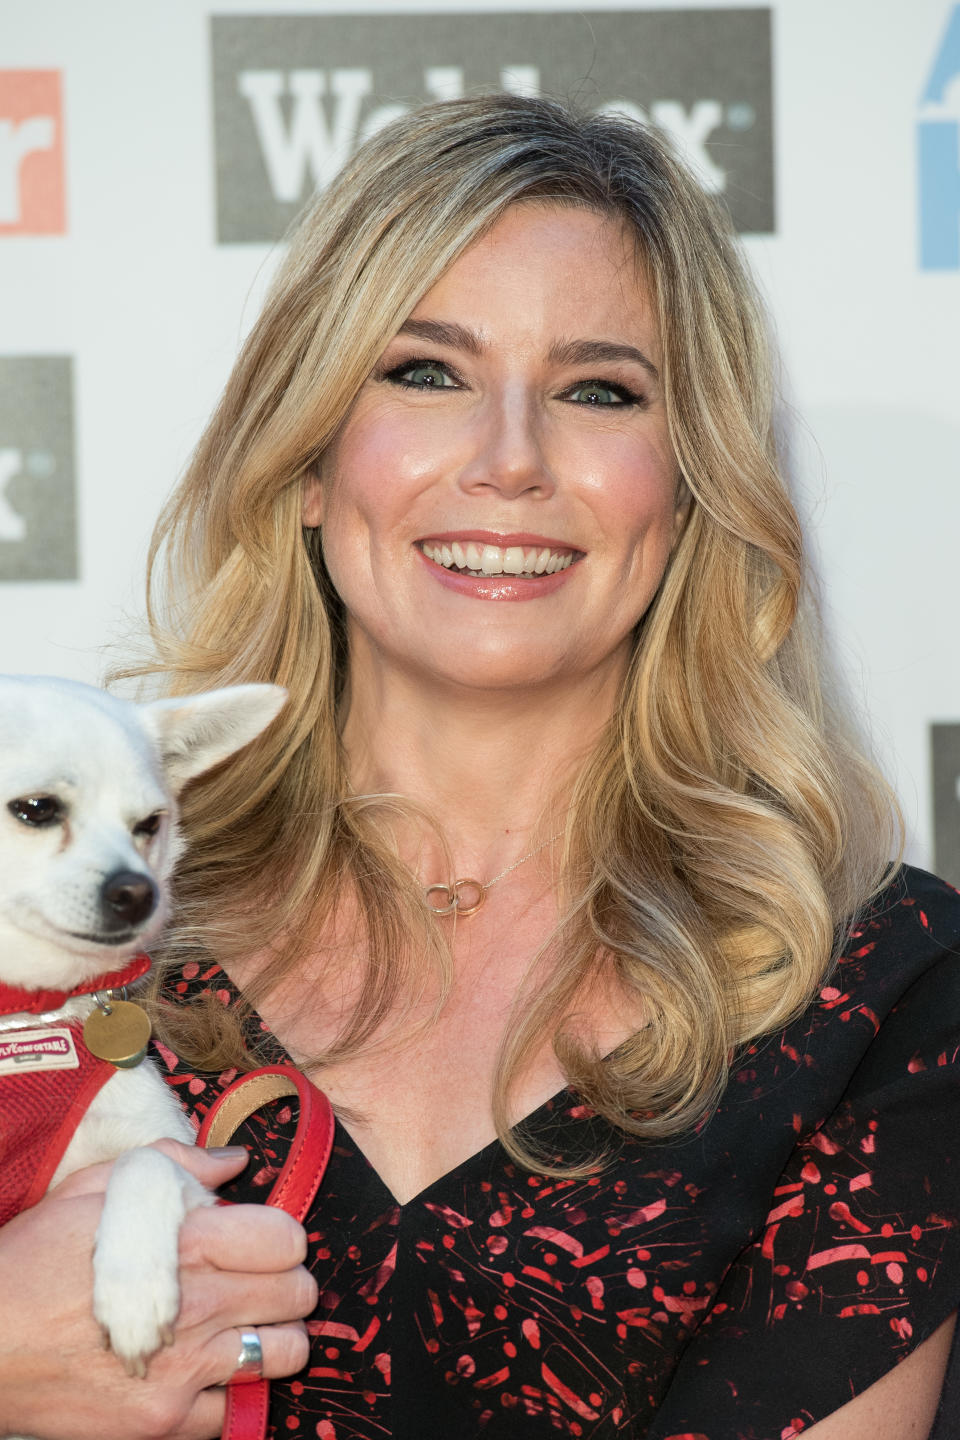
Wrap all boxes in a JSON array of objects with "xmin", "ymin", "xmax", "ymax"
[{"xmin": 424, "ymin": 830, "xmax": 564, "ymax": 917}]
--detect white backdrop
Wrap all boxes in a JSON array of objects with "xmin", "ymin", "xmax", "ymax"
[{"xmin": 1, "ymin": 0, "xmax": 958, "ymax": 874}]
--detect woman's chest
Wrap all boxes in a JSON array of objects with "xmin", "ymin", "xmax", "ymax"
[
  {"xmin": 200, "ymin": 1072, "xmax": 776, "ymax": 1440},
  {"xmin": 261, "ymin": 977, "xmax": 570, "ymax": 1205},
  {"xmin": 248, "ymin": 943, "xmax": 645, "ymax": 1207}
]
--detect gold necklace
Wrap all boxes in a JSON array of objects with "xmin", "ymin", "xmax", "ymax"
[{"xmin": 424, "ymin": 831, "xmax": 564, "ymax": 917}]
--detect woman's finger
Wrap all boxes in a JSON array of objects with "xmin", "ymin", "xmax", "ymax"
[
  {"xmin": 50, "ymin": 1141, "xmax": 250, "ymax": 1201},
  {"xmin": 212, "ymin": 1322, "xmax": 311, "ymax": 1388},
  {"xmin": 180, "ymin": 1389, "xmax": 227, "ymax": 1440},
  {"xmin": 180, "ymin": 1201, "xmax": 310, "ymax": 1273},
  {"xmin": 131, "ymin": 1321, "xmax": 309, "ymax": 1398},
  {"xmin": 177, "ymin": 1261, "xmax": 318, "ymax": 1333}
]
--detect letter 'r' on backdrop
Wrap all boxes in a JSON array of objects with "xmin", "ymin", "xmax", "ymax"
[{"xmin": 0, "ymin": 0, "xmax": 958, "ymax": 876}]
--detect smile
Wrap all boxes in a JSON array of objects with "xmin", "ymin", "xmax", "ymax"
[{"xmin": 419, "ymin": 540, "xmax": 578, "ymax": 578}]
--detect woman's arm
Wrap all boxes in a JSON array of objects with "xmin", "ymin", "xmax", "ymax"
[
  {"xmin": 0, "ymin": 1141, "xmax": 317, "ymax": 1440},
  {"xmin": 802, "ymin": 1313, "xmax": 956, "ymax": 1440}
]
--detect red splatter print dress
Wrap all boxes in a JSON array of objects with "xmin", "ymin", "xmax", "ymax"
[{"xmin": 155, "ymin": 865, "xmax": 960, "ymax": 1439}]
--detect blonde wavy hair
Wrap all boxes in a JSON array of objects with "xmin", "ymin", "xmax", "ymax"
[{"xmin": 140, "ymin": 94, "xmax": 899, "ymax": 1168}]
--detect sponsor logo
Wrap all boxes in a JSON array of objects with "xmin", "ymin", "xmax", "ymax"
[
  {"xmin": 0, "ymin": 70, "xmax": 66, "ymax": 235},
  {"xmin": 0, "ymin": 1027, "xmax": 79, "ymax": 1075},
  {"xmin": 0, "ymin": 357, "xmax": 77, "ymax": 582},
  {"xmin": 212, "ymin": 10, "xmax": 774, "ymax": 243},
  {"xmin": 932, "ymin": 723, "xmax": 960, "ymax": 886},
  {"xmin": 919, "ymin": 5, "xmax": 960, "ymax": 269}
]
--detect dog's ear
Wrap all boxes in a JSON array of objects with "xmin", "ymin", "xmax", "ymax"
[{"xmin": 139, "ymin": 684, "xmax": 287, "ymax": 792}]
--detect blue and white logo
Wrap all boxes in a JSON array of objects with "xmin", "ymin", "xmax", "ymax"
[{"xmin": 919, "ymin": 5, "xmax": 960, "ymax": 269}]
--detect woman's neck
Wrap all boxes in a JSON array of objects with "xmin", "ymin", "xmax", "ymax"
[{"xmin": 340, "ymin": 647, "xmax": 624, "ymax": 882}]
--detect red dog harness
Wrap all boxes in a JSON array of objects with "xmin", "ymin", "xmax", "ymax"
[
  {"xmin": 0, "ymin": 955, "xmax": 151, "ymax": 1225},
  {"xmin": 0, "ymin": 1024, "xmax": 115, "ymax": 1224}
]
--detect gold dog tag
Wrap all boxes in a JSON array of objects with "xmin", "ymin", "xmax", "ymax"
[{"xmin": 83, "ymin": 999, "xmax": 152, "ymax": 1069}]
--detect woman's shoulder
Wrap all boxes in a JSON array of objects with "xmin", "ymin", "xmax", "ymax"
[
  {"xmin": 817, "ymin": 863, "xmax": 960, "ymax": 1100},
  {"xmin": 647, "ymin": 865, "xmax": 960, "ymax": 1439},
  {"xmin": 853, "ymin": 862, "xmax": 960, "ymax": 947},
  {"xmin": 720, "ymin": 863, "xmax": 960, "ymax": 1156},
  {"xmin": 833, "ymin": 862, "xmax": 960, "ymax": 1006}
]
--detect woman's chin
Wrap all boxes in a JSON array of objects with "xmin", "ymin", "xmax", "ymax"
[{"xmin": 406, "ymin": 643, "xmax": 602, "ymax": 698}]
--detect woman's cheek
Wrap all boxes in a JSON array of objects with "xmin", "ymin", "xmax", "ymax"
[{"xmin": 342, "ymin": 418, "xmax": 454, "ymax": 504}]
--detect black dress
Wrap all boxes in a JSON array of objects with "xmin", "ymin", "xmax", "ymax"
[{"xmin": 155, "ymin": 864, "xmax": 960, "ymax": 1439}]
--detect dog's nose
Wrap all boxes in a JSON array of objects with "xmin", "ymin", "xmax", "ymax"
[{"xmin": 100, "ymin": 871, "xmax": 158, "ymax": 930}]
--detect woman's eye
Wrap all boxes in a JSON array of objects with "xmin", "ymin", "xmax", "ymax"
[
  {"xmin": 389, "ymin": 361, "xmax": 458, "ymax": 390},
  {"xmin": 566, "ymin": 381, "xmax": 637, "ymax": 406}
]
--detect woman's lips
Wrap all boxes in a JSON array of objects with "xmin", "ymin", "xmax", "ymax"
[
  {"xmin": 423, "ymin": 530, "xmax": 577, "ymax": 549},
  {"xmin": 415, "ymin": 540, "xmax": 582, "ymax": 601},
  {"xmin": 418, "ymin": 537, "xmax": 580, "ymax": 577}
]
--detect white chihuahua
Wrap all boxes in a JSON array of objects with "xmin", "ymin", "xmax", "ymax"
[{"xmin": 0, "ymin": 675, "xmax": 285, "ymax": 1377}]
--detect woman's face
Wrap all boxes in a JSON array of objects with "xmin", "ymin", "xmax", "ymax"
[{"xmin": 304, "ymin": 202, "xmax": 688, "ymax": 697}]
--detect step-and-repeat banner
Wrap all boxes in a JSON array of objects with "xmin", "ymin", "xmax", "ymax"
[{"xmin": 2, "ymin": 0, "xmax": 958, "ymax": 876}]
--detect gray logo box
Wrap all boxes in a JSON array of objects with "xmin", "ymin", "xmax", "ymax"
[
  {"xmin": 0, "ymin": 356, "xmax": 77, "ymax": 582},
  {"xmin": 932, "ymin": 723, "xmax": 960, "ymax": 888},
  {"xmin": 212, "ymin": 9, "xmax": 774, "ymax": 244}
]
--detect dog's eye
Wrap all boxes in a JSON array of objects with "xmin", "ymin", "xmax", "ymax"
[
  {"xmin": 133, "ymin": 811, "xmax": 164, "ymax": 838},
  {"xmin": 8, "ymin": 796, "xmax": 64, "ymax": 827}
]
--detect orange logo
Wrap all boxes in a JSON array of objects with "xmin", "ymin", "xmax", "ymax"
[{"xmin": 0, "ymin": 71, "xmax": 66, "ymax": 235}]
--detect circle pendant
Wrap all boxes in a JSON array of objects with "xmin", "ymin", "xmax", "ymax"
[
  {"xmin": 425, "ymin": 884, "xmax": 457, "ymax": 915},
  {"xmin": 83, "ymin": 999, "xmax": 152, "ymax": 1068},
  {"xmin": 451, "ymin": 878, "xmax": 485, "ymax": 916}
]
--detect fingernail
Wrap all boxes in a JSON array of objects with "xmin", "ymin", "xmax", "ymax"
[{"xmin": 206, "ymin": 1145, "xmax": 249, "ymax": 1160}]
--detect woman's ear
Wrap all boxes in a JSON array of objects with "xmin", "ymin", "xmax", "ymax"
[
  {"xmin": 301, "ymin": 469, "xmax": 324, "ymax": 527},
  {"xmin": 671, "ymin": 476, "xmax": 692, "ymax": 548}
]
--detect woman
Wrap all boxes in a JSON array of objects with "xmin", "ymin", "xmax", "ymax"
[{"xmin": 4, "ymin": 95, "xmax": 958, "ymax": 1439}]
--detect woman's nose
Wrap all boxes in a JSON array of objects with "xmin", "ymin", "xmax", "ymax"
[{"xmin": 456, "ymin": 393, "xmax": 556, "ymax": 500}]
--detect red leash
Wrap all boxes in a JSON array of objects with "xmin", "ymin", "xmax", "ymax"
[{"xmin": 197, "ymin": 1065, "xmax": 335, "ymax": 1440}]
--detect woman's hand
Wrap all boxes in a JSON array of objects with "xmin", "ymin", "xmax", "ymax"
[{"xmin": 0, "ymin": 1141, "xmax": 317, "ymax": 1440}]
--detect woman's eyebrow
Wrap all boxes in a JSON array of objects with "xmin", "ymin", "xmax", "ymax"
[
  {"xmin": 393, "ymin": 320, "xmax": 659, "ymax": 382},
  {"xmin": 395, "ymin": 318, "xmax": 483, "ymax": 354},
  {"xmin": 549, "ymin": 337, "xmax": 660, "ymax": 380}
]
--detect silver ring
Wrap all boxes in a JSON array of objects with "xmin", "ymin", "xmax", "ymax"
[{"xmin": 232, "ymin": 1327, "xmax": 263, "ymax": 1384}]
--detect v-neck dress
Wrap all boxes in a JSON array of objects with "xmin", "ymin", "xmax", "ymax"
[{"xmin": 154, "ymin": 864, "xmax": 960, "ymax": 1439}]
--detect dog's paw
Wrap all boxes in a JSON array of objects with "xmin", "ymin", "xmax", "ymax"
[
  {"xmin": 94, "ymin": 1236, "xmax": 183, "ymax": 1375},
  {"xmin": 93, "ymin": 1146, "xmax": 213, "ymax": 1374}
]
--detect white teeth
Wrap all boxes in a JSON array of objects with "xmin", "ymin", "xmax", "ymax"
[{"xmin": 422, "ymin": 540, "xmax": 577, "ymax": 577}]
